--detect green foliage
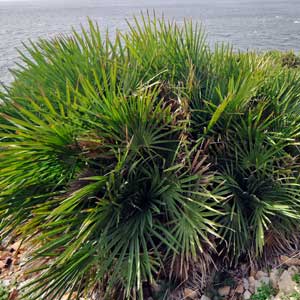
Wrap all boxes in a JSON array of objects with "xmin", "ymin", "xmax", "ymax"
[
  {"xmin": 292, "ymin": 273, "xmax": 300, "ymax": 284},
  {"xmin": 250, "ymin": 283, "xmax": 275, "ymax": 300},
  {"xmin": 0, "ymin": 283, "xmax": 9, "ymax": 300},
  {"xmin": 1, "ymin": 13, "xmax": 300, "ymax": 299},
  {"xmin": 280, "ymin": 292, "xmax": 300, "ymax": 300}
]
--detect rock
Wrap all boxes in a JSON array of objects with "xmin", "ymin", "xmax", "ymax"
[
  {"xmin": 229, "ymin": 288, "xmax": 235, "ymax": 297},
  {"xmin": 200, "ymin": 295, "xmax": 211, "ymax": 300},
  {"xmin": 278, "ymin": 270, "xmax": 299, "ymax": 294},
  {"xmin": 261, "ymin": 277, "xmax": 270, "ymax": 284},
  {"xmin": 236, "ymin": 284, "xmax": 244, "ymax": 294},
  {"xmin": 250, "ymin": 268, "xmax": 256, "ymax": 277},
  {"xmin": 2, "ymin": 279, "xmax": 10, "ymax": 287},
  {"xmin": 254, "ymin": 280, "xmax": 262, "ymax": 292},
  {"xmin": 288, "ymin": 266, "xmax": 299, "ymax": 275},
  {"xmin": 243, "ymin": 278, "xmax": 249, "ymax": 290},
  {"xmin": 270, "ymin": 269, "xmax": 280, "ymax": 289},
  {"xmin": 0, "ymin": 251, "xmax": 10, "ymax": 261},
  {"xmin": 10, "ymin": 241, "xmax": 22, "ymax": 253},
  {"xmin": 274, "ymin": 293, "xmax": 284, "ymax": 300},
  {"xmin": 0, "ymin": 261, "xmax": 5, "ymax": 268},
  {"xmin": 280, "ymin": 255, "xmax": 300, "ymax": 266},
  {"xmin": 218, "ymin": 286, "xmax": 231, "ymax": 297},
  {"xmin": 184, "ymin": 288, "xmax": 198, "ymax": 299},
  {"xmin": 243, "ymin": 290, "xmax": 252, "ymax": 300},
  {"xmin": 255, "ymin": 271, "xmax": 268, "ymax": 280},
  {"xmin": 248, "ymin": 276, "xmax": 255, "ymax": 285},
  {"xmin": 255, "ymin": 276, "xmax": 270, "ymax": 292},
  {"xmin": 248, "ymin": 276, "xmax": 256, "ymax": 293}
]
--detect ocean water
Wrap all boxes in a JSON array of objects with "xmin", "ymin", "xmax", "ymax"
[{"xmin": 1, "ymin": 0, "xmax": 300, "ymax": 84}]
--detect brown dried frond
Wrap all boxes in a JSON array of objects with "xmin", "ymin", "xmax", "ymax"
[
  {"xmin": 162, "ymin": 251, "xmax": 215, "ymax": 300},
  {"xmin": 66, "ymin": 168, "xmax": 96, "ymax": 196},
  {"xmin": 76, "ymin": 132, "xmax": 115, "ymax": 160},
  {"xmin": 252, "ymin": 227, "xmax": 300, "ymax": 269},
  {"xmin": 176, "ymin": 139, "xmax": 214, "ymax": 187},
  {"xmin": 67, "ymin": 131, "xmax": 115, "ymax": 160},
  {"xmin": 159, "ymin": 82, "xmax": 191, "ymax": 127},
  {"xmin": 164, "ymin": 242, "xmax": 215, "ymax": 288}
]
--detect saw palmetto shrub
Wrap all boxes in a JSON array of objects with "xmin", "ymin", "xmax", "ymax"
[{"xmin": 1, "ymin": 15, "xmax": 300, "ymax": 299}]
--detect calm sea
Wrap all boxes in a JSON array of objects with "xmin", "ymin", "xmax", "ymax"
[{"xmin": 1, "ymin": 0, "xmax": 300, "ymax": 84}]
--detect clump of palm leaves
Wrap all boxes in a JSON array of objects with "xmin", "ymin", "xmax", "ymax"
[{"xmin": 1, "ymin": 14, "xmax": 300, "ymax": 299}]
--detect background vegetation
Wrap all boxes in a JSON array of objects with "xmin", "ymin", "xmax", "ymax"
[{"xmin": 1, "ymin": 15, "xmax": 300, "ymax": 299}]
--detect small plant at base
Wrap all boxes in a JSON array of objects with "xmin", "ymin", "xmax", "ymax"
[
  {"xmin": 0, "ymin": 283, "xmax": 9, "ymax": 300},
  {"xmin": 250, "ymin": 283, "xmax": 275, "ymax": 300},
  {"xmin": 281, "ymin": 292, "xmax": 300, "ymax": 300},
  {"xmin": 292, "ymin": 273, "xmax": 300, "ymax": 284}
]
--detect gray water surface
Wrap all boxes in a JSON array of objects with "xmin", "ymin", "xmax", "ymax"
[{"xmin": 1, "ymin": 0, "xmax": 300, "ymax": 84}]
